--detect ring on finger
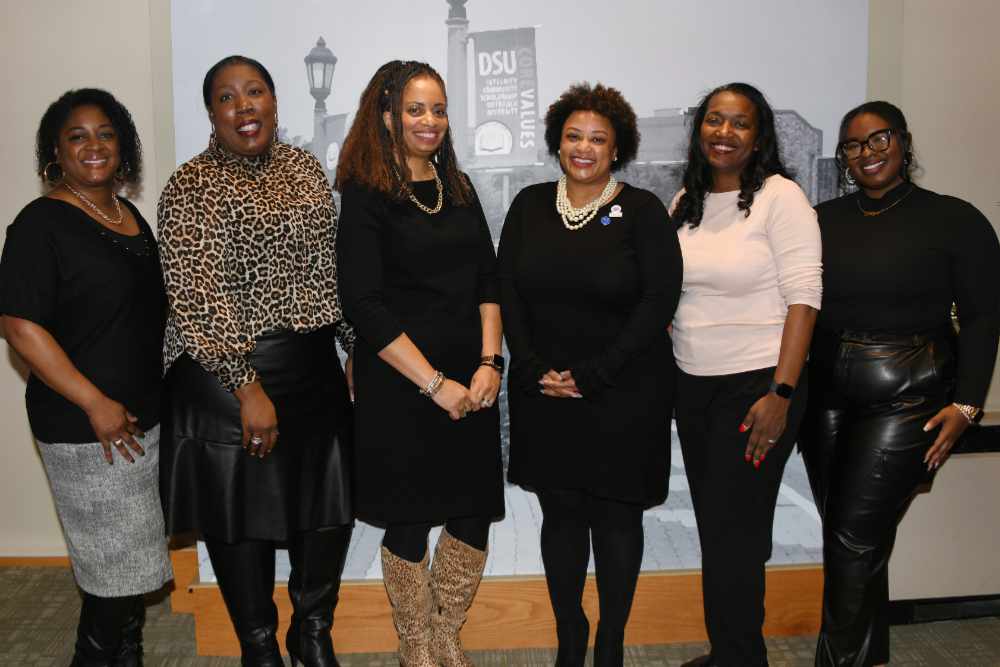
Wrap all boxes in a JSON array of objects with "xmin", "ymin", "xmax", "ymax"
[
  {"xmin": 113, "ymin": 438, "xmax": 125, "ymax": 446},
  {"xmin": 767, "ymin": 438, "xmax": 777, "ymax": 444},
  {"xmin": 250, "ymin": 435, "xmax": 264, "ymax": 446}
]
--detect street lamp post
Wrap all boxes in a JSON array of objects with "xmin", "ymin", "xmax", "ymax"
[{"xmin": 304, "ymin": 36, "xmax": 338, "ymax": 114}]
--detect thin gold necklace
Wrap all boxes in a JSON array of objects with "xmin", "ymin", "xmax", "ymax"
[
  {"xmin": 63, "ymin": 182, "xmax": 124, "ymax": 225},
  {"xmin": 856, "ymin": 184, "xmax": 915, "ymax": 217},
  {"xmin": 408, "ymin": 161, "xmax": 444, "ymax": 215}
]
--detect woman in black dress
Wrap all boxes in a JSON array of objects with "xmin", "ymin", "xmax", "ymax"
[
  {"xmin": 158, "ymin": 56, "xmax": 354, "ymax": 667},
  {"xmin": 0, "ymin": 89, "xmax": 171, "ymax": 665},
  {"xmin": 335, "ymin": 60, "xmax": 504, "ymax": 667},
  {"xmin": 801, "ymin": 101, "xmax": 1000, "ymax": 667},
  {"xmin": 498, "ymin": 83, "xmax": 682, "ymax": 667}
]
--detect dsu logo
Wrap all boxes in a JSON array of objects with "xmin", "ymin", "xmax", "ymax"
[{"xmin": 478, "ymin": 50, "xmax": 517, "ymax": 76}]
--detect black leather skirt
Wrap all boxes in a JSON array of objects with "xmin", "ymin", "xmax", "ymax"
[
  {"xmin": 801, "ymin": 326, "xmax": 955, "ymax": 667},
  {"xmin": 159, "ymin": 326, "xmax": 353, "ymax": 543}
]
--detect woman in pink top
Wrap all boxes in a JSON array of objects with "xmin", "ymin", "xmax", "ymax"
[{"xmin": 671, "ymin": 83, "xmax": 822, "ymax": 667}]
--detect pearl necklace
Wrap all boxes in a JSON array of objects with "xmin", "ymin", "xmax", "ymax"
[
  {"xmin": 556, "ymin": 174, "xmax": 618, "ymax": 231},
  {"xmin": 63, "ymin": 182, "xmax": 124, "ymax": 225},
  {"xmin": 408, "ymin": 161, "xmax": 444, "ymax": 215}
]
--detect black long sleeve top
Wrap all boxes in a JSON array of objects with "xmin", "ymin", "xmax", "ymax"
[{"xmin": 815, "ymin": 182, "xmax": 1000, "ymax": 405}]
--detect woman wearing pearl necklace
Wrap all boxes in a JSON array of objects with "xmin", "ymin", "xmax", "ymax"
[{"xmin": 498, "ymin": 82, "xmax": 682, "ymax": 666}]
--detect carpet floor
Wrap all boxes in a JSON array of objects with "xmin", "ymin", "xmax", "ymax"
[{"xmin": 2, "ymin": 567, "xmax": 999, "ymax": 666}]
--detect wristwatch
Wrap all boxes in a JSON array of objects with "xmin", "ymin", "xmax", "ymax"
[
  {"xmin": 768, "ymin": 380, "xmax": 795, "ymax": 399},
  {"xmin": 480, "ymin": 354, "xmax": 505, "ymax": 374}
]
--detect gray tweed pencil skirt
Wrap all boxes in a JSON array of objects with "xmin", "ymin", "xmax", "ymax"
[{"xmin": 37, "ymin": 424, "xmax": 173, "ymax": 597}]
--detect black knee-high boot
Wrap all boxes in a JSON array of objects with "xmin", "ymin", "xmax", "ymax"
[
  {"xmin": 113, "ymin": 595, "xmax": 146, "ymax": 667},
  {"xmin": 286, "ymin": 524, "xmax": 353, "ymax": 667},
  {"xmin": 70, "ymin": 593, "xmax": 141, "ymax": 667},
  {"xmin": 204, "ymin": 538, "xmax": 282, "ymax": 667}
]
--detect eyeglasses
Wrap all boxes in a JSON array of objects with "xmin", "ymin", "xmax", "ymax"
[{"xmin": 837, "ymin": 128, "xmax": 894, "ymax": 161}]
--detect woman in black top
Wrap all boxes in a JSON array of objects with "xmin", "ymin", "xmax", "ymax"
[
  {"xmin": 336, "ymin": 61, "xmax": 503, "ymax": 667},
  {"xmin": 498, "ymin": 83, "xmax": 682, "ymax": 667},
  {"xmin": 0, "ymin": 89, "xmax": 170, "ymax": 664},
  {"xmin": 158, "ymin": 56, "xmax": 355, "ymax": 667},
  {"xmin": 800, "ymin": 101, "xmax": 1000, "ymax": 667}
]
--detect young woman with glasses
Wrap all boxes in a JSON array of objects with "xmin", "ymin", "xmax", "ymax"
[{"xmin": 800, "ymin": 100, "xmax": 1000, "ymax": 667}]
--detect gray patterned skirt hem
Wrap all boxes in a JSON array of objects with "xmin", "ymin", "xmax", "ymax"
[{"xmin": 37, "ymin": 424, "xmax": 173, "ymax": 597}]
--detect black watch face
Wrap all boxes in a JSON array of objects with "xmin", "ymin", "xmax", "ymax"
[{"xmin": 771, "ymin": 382, "xmax": 794, "ymax": 398}]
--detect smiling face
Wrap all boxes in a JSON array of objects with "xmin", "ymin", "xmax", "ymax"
[
  {"xmin": 208, "ymin": 62, "xmax": 277, "ymax": 157},
  {"xmin": 386, "ymin": 75, "xmax": 448, "ymax": 172},
  {"xmin": 841, "ymin": 112, "xmax": 906, "ymax": 197},
  {"xmin": 558, "ymin": 110, "xmax": 616, "ymax": 187},
  {"xmin": 55, "ymin": 104, "xmax": 121, "ymax": 190},
  {"xmin": 699, "ymin": 91, "xmax": 758, "ymax": 190}
]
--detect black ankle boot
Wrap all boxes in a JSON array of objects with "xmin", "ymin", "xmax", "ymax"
[
  {"xmin": 113, "ymin": 596, "xmax": 146, "ymax": 667},
  {"xmin": 554, "ymin": 610, "xmax": 589, "ymax": 667},
  {"xmin": 286, "ymin": 524, "xmax": 353, "ymax": 667},
  {"xmin": 70, "ymin": 593, "xmax": 137, "ymax": 667},
  {"xmin": 593, "ymin": 622, "xmax": 625, "ymax": 667},
  {"xmin": 205, "ymin": 537, "xmax": 283, "ymax": 667}
]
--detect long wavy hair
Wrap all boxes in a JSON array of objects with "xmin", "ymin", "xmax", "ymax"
[
  {"xmin": 673, "ymin": 82, "xmax": 791, "ymax": 228},
  {"xmin": 335, "ymin": 60, "xmax": 472, "ymax": 206}
]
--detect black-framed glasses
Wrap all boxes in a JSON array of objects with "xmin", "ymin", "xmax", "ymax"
[{"xmin": 837, "ymin": 128, "xmax": 894, "ymax": 161}]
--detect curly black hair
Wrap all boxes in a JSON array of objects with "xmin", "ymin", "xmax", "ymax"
[
  {"xmin": 202, "ymin": 55, "xmax": 276, "ymax": 110},
  {"xmin": 835, "ymin": 100, "xmax": 915, "ymax": 187},
  {"xmin": 673, "ymin": 82, "xmax": 791, "ymax": 228},
  {"xmin": 36, "ymin": 88, "xmax": 142, "ymax": 184},
  {"xmin": 543, "ymin": 82, "xmax": 639, "ymax": 172}
]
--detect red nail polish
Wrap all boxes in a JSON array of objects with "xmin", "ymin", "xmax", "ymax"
[
  {"xmin": 739, "ymin": 424, "xmax": 748, "ymax": 433},
  {"xmin": 744, "ymin": 453, "xmax": 751, "ymax": 462},
  {"xmin": 754, "ymin": 459, "xmax": 761, "ymax": 469}
]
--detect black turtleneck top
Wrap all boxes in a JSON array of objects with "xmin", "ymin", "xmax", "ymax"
[{"xmin": 815, "ymin": 181, "xmax": 1000, "ymax": 405}]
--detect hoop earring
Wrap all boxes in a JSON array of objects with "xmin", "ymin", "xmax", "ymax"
[
  {"xmin": 273, "ymin": 111, "xmax": 280, "ymax": 142},
  {"xmin": 42, "ymin": 161, "xmax": 61, "ymax": 183},
  {"xmin": 844, "ymin": 167, "xmax": 856, "ymax": 186}
]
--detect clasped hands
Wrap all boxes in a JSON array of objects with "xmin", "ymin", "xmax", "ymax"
[
  {"xmin": 539, "ymin": 369, "xmax": 583, "ymax": 399},
  {"xmin": 433, "ymin": 365, "xmax": 501, "ymax": 421}
]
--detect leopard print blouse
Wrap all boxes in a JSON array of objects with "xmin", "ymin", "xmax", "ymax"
[{"xmin": 158, "ymin": 138, "xmax": 354, "ymax": 392}]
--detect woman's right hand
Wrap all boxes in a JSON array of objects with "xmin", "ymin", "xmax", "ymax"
[
  {"xmin": 234, "ymin": 381, "xmax": 279, "ymax": 457},
  {"xmin": 432, "ymin": 378, "xmax": 477, "ymax": 420},
  {"xmin": 84, "ymin": 395, "xmax": 145, "ymax": 465}
]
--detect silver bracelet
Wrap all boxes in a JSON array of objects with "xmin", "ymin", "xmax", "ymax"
[{"xmin": 419, "ymin": 371, "xmax": 445, "ymax": 397}]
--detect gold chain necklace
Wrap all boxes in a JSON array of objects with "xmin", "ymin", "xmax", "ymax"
[
  {"xmin": 408, "ymin": 161, "xmax": 444, "ymax": 215},
  {"xmin": 855, "ymin": 184, "xmax": 915, "ymax": 217},
  {"xmin": 63, "ymin": 182, "xmax": 124, "ymax": 225}
]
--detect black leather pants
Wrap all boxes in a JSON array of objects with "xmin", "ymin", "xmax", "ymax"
[{"xmin": 800, "ymin": 328, "xmax": 954, "ymax": 667}]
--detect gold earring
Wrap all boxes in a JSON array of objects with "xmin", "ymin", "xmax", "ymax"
[{"xmin": 41, "ymin": 161, "xmax": 61, "ymax": 183}]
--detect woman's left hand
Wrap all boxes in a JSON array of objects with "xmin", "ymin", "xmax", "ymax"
[
  {"xmin": 469, "ymin": 365, "xmax": 501, "ymax": 409},
  {"xmin": 923, "ymin": 405, "xmax": 971, "ymax": 470},
  {"xmin": 740, "ymin": 394, "xmax": 790, "ymax": 468}
]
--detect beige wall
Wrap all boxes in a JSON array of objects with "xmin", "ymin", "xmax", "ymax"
[
  {"xmin": 867, "ymin": 0, "xmax": 1000, "ymax": 600},
  {"xmin": 0, "ymin": 0, "xmax": 172, "ymax": 555}
]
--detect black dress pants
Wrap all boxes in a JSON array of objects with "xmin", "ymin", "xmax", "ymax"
[
  {"xmin": 676, "ymin": 366, "xmax": 807, "ymax": 667},
  {"xmin": 801, "ymin": 329, "xmax": 952, "ymax": 667}
]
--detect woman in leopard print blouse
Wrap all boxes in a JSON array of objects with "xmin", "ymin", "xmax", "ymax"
[{"xmin": 157, "ymin": 55, "xmax": 354, "ymax": 667}]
